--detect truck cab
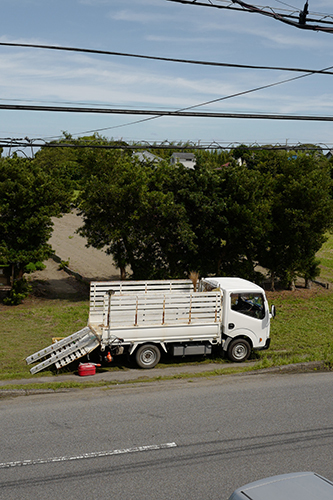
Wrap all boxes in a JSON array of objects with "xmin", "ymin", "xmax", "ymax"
[{"xmin": 200, "ymin": 277, "xmax": 274, "ymax": 362}]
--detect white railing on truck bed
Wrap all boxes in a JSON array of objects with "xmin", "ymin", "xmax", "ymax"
[
  {"xmin": 105, "ymin": 292, "xmax": 222, "ymax": 328},
  {"xmin": 89, "ymin": 280, "xmax": 194, "ymax": 326},
  {"xmin": 90, "ymin": 291, "xmax": 222, "ymax": 334}
]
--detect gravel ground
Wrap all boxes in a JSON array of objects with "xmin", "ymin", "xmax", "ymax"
[
  {"xmin": 49, "ymin": 210, "xmax": 120, "ymax": 281},
  {"xmin": 29, "ymin": 211, "xmax": 122, "ymax": 297}
]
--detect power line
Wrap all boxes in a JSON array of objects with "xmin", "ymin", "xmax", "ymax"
[
  {"xmin": 169, "ymin": 0, "xmax": 300, "ymax": 17},
  {"xmin": 2, "ymin": 139, "xmax": 332, "ymax": 163},
  {"xmin": 274, "ymin": 0, "xmax": 298, "ymax": 10},
  {"xmin": 53, "ymin": 62, "xmax": 333, "ymax": 137},
  {"xmin": 1, "ymin": 40, "xmax": 332, "ymax": 139},
  {"xmin": 167, "ymin": 0, "xmax": 333, "ymax": 32},
  {"xmin": 2, "ymin": 40, "xmax": 333, "ymax": 140},
  {"xmin": 0, "ymin": 41, "xmax": 333, "ymax": 75},
  {"xmin": 1, "ymin": 103, "xmax": 333, "ymax": 121},
  {"xmin": 2, "ymin": 60, "xmax": 330, "ymax": 139},
  {"xmin": 1, "ymin": 138, "xmax": 332, "ymax": 151}
]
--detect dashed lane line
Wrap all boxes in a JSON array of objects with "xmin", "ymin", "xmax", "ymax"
[{"xmin": 0, "ymin": 442, "xmax": 177, "ymax": 469}]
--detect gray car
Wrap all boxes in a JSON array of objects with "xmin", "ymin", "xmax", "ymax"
[{"xmin": 228, "ymin": 472, "xmax": 333, "ymax": 500}]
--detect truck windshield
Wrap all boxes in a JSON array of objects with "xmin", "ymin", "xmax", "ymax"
[{"xmin": 230, "ymin": 293, "xmax": 265, "ymax": 320}]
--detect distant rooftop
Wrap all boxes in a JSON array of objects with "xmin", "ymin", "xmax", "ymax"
[
  {"xmin": 170, "ymin": 152, "xmax": 196, "ymax": 169},
  {"xmin": 133, "ymin": 150, "xmax": 163, "ymax": 163}
]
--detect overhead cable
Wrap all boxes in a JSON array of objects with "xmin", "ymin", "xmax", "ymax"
[
  {"xmin": 167, "ymin": 0, "xmax": 333, "ymax": 32},
  {"xmin": 2, "ymin": 103, "xmax": 333, "ymax": 121},
  {"xmin": 55, "ymin": 62, "xmax": 333, "ymax": 137},
  {"xmin": 0, "ymin": 41, "xmax": 333, "ymax": 75},
  {"xmin": 1, "ymin": 137, "xmax": 332, "ymax": 149},
  {"xmin": 2, "ymin": 41, "xmax": 332, "ymax": 138}
]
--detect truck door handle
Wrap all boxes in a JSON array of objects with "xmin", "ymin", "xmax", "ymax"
[{"xmin": 228, "ymin": 323, "xmax": 235, "ymax": 329}]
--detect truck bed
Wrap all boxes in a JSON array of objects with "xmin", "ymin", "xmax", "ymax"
[{"xmin": 89, "ymin": 282, "xmax": 223, "ymax": 345}]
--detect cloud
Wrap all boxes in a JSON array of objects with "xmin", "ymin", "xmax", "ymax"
[
  {"xmin": 108, "ymin": 9, "xmax": 175, "ymax": 24},
  {"xmin": 0, "ymin": 49, "xmax": 264, "ymax": 111},
  {"xmin": 0, "ymin": 37, "xmax": 331, "ymax": 127},
  {"xmin": 146, "ymin": 35, "xmax": 222, "ymax": 43},
  {"xmin": 78, "ymin": 0, "xmax": 160, "ymax": 5},
  {"xmin": 196, "ymin": 17, "xmax": 329, "ymax": 50},
  {"xmin": 314, "ymin": 1, "xmax": 333, "ymax": 8}
]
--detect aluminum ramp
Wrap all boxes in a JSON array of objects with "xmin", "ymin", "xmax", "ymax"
[{"xmin": 25, "ymin": 326, "xmax": 100, "ymax": 374}]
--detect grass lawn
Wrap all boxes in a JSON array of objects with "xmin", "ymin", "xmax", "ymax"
[
  {"xmin": 1, "ymin": 286, "xmax": 333, "ymax": 382},
  {"xmin": 1, "ymin": 236, "xmax": 333, "ymax": 382},
  {"xmin": 317, "ymin": 233, "xmax": 333, "ymax": 283},
  {"xmin": 256, "ymin": 287, "xmax": 333, "ymax": 369},
  {"xmin": 0, "ymin": 297, "xmax": 89, "ymax": 380}
]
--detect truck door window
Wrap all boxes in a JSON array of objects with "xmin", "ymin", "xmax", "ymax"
[{"xmin": 230, "ymin": 293, "xmax": 265, "ymax": 320}]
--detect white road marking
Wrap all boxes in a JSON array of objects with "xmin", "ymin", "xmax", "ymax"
[{"xmin": 0, "ymin": 442, "xmax": 177, "ymax": 469}]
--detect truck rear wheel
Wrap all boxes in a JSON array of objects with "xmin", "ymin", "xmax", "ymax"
[
  {"xmin": 227, "ymin": 338, "xmax": 251, "ymax": 362},
  {"xmin": 135, "ymin": 344, "xmax": 161, "ymax": 369}
]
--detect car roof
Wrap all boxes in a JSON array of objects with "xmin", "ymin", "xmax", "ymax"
[
  {"xmin": 228, "ymin": 472, "xmax": 333, "ymax": 500},
  {"xmin": 202, "ymin": 277, "xmax": 264, "ymax": 294}
]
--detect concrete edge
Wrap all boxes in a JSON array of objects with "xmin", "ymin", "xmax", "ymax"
[{"xmin": 0, "ymin": 361, "xmax": 328, "ymax": 398}]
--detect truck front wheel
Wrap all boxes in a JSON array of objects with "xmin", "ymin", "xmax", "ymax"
[
  {"xmin": 135, "ymin": 344, "xmax": 161, "ymax": 369},
  {"xmin": 227, "ymin": 338, "xmax": 251, "ymax": 362}
]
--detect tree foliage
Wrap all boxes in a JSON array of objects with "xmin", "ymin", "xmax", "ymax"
[
  {"xmin": 263, "ymin": 152, "xmax": 333, "ymax": 288},
  {"xmin": 4, "ymin": 134, "xmax": 332, "ymax": 290},
  {"xmin": 0, "ymin": 156, "xmax": 73, "ymax": 278},
  {"xmin": 75, "ymin": 140, "xmax": 333, "ymax": 285},
  {"xmin": 77, "ymin": 150, "xmax": 196, "ymax": 279},
  {"xmin": 236, "ymin": 148, "xmax": 333, "ymax": 288}
]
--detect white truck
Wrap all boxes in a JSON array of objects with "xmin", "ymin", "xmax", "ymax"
[{"xmin": 26, "ymin": 277, "xmax": 275, "ymax": 374}]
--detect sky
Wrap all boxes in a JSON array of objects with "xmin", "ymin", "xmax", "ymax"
[{"xmin": 1, "ymin": 0, "xmax": 333, "ymax": 152}]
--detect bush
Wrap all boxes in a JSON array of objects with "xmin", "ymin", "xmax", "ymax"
[
  {"xmin": 3, "ymin": 278, "xmax": 32, "ymax": 305},
  {"xmin": 59, "ymin": 259, "xmax": 70, "ymax": 270},
  {"xmin": 25, "ymin": 261, "xmax": 46, "ymax": 274}
]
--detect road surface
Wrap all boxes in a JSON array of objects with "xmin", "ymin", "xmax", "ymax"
[{"xmin": 1, "ymin": 371, "xmax": 333, "ymax": 499}]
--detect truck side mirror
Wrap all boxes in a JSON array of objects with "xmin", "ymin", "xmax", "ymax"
[{"xmin": 270, "ymin": 305, "xmax": 276, "ymax": 318}]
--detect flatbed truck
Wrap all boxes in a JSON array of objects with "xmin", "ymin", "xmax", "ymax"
[{"xmin": 26, "ymin": 277, "xmax": 275, "ymax": 373}]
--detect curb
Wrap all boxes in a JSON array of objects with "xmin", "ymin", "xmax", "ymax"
[{"xmin": 0, "ymin": 361, "xmax": 327, "ymax": 398}]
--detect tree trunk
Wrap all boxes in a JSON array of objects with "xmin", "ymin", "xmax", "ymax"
[{"xmin": 120, "ymin": 266, "xmax": 126, "ymax": 280}]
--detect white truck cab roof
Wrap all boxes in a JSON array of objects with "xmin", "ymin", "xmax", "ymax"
[{"xmin": 201, "ymin": 277, "xmax": 264, "ymax": 294}]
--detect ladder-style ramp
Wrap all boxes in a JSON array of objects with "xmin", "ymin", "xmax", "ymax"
[{"xmin": 25, "ymin": 326, "xmax": 100, "ymax": 375}]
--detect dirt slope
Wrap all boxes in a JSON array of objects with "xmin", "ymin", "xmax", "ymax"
[
  {"xmin": 49, "ymin": 211, "xmax": 120, "ymax": 280},
  {"xmin": 29, "ymin": 211, "xmax": 121, "ymax": 298}
]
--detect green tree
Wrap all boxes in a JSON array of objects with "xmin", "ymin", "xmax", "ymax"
[
  {"xmin": 34, "ymin": 133, "xmax": 91, "ymax": 191},
  {"xmin": 77, "ymin": 149, "xmax": 195, "ymax": 279},
  {"xmin": 166, "ymin": 151, "xmax": 272, "ymax": 282},
  {"xmin": 164, "ymin": 152, "xmax": 229, "ymax": 276},
  {"xmin": 0, "ymin": 156, "xmax": 73, "ymax": 279},
  {"xmin": 39, "ymin": 136, "xmax": 332, "ymax": 289},
  {"xmin": 219, "ymin": 163, "xmax": 272, "ymax": 281},
  {"xmin": 227, "ymin": 147, "xmax": 333, "ymax": 287},
  {"xmin": 257, "ymin": 151, "xmax": 333, "ymax": 288}
]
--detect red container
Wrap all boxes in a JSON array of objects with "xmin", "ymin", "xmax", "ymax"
[{"xmin": 78, "ymin": 363, "xmax": 96, "ymax": 377}]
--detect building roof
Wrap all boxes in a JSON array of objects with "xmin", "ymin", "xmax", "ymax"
[
  {"xmin": 170, "ymin": 152, "xmax": 196, "ymax": 169},
  {"xmin": 171, "ymin": 152, "xmax": 195, "ymax": 160},
  {"xmin": 133, "ymin": 151, "xmax": 163, "ymax": 163}
]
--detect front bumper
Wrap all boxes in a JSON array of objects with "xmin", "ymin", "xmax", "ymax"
[{"xmin": 254, "ymin": 337, "xmax": 271, "ymax": 351}]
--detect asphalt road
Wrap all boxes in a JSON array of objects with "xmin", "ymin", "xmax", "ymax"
[{"xmin": 1, "ymin": 371, "xmax": 333, "ymax": 500}]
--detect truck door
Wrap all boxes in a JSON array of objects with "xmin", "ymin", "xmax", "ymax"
[{"xmin": 226, "ymin": 291, "xmax": 270, "ymax": 348}]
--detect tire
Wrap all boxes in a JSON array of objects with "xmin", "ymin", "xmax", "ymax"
[
  {"xmin": 135, "ymin": 344, "xmax": 161, "ymax": 369},
  {"xmin": 227, "ymin": 338, "xmax": 251, "ymax": 363}
]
